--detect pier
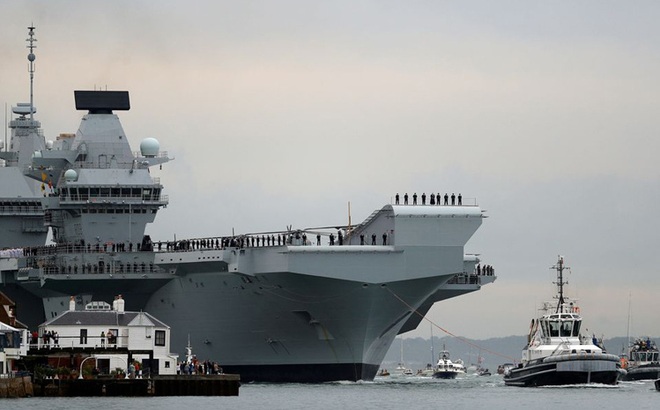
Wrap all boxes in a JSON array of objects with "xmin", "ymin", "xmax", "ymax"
[{"xmin": 31, "ymin": 374, "xmax": 240, "ymax": 397}]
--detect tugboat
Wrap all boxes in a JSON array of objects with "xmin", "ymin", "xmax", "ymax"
[
  {"xmin": 503, "ymin": 256, "xmax": 624, "ymax": 387},
  {"xmin": 432, "ymin": 346, "xmax": 466, "ymax": 379},
  {"xmin": 621, "ymin": 338, "xmax": 660, "ymax": 381}
]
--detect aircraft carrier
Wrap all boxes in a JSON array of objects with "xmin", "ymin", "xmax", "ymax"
[{"xmin": 0, "ymin": 27, "xmax": 496, "ymax": 382}]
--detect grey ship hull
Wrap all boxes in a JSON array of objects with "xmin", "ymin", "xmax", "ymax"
[
  {"xmin": 3, "ymin": 203, "xmax": 495, "ymax": 382},
  {"xmin": 5, "ymin": 254, "xmax": 486, "ymax": 382},
  {"xmin": 145, "ymin": 267, "xmax": 450, "ymax": 382}
]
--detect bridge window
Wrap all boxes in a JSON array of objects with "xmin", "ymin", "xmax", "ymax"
[{"xmin": 572, "ymin": 321, "xmax": 581, "ymax": 336}]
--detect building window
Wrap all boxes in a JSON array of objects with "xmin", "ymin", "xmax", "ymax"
[
  {"xmin": 80, "ymin": 329, "xmax": 88, "ymax": 345},
  {"xmin": 165, "ymin": 361, "xmax": 170, "ymax": 368},
  {"xmin": 155, "ymin": 330, "xmax": 165, "ymax": 346}
]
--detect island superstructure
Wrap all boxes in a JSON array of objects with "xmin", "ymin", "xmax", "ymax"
[{"xmin": 0, "ymin": 26, "xmax": 496, "ymax": 382}]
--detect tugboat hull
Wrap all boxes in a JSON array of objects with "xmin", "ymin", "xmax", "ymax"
[
  {"xmin": 622, "ymin": 365, "xmax": 660, "ymax": 381},
  {"xmin": 504, "ymin": 354, "xmax": 623, "ymax": 387}
]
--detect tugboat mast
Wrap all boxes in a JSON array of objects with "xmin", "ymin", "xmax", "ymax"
[
  {"xmin": 26, "ymin": 25, "xmax": 37, "ymax": 121},
  {"xmin": 551, "ymin": 255, "xmax": 569, "ymax": 313}
]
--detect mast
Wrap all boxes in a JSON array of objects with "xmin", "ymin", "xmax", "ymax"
[
  {"xmin": 26, "ymin": 25, "xmax": 37, "ymax": 121},
  {"xmin": 3, "ymin": 103, "xmax": 6, "ymax": 154},
  {"xmin": 551, "ymin": 255, "xmax": 569, "ymax": 313},
  {"xmin": 626, "ymin": 292, "xmax": 632, "ymax": 352},
  {"xmin": 430, "ymin": 323, "xmax": 435, "ymax": 366}
]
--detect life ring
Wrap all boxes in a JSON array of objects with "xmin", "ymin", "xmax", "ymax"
[{"xmin": 572, "ymin": 306, "xmax": 580, "ymax": 314}]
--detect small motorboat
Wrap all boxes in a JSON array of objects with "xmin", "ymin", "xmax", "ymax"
[{"xmin": 432, "ymin": 347, "xmax": 466, "ymax": 379}]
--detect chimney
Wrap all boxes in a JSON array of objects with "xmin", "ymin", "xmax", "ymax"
[
  {"xmin": 69, "ymin": 296, "xmax": 76, "ymax": 311},
  {"xmin": 116, "ymin": 294, "xmax": 125, "ymax": 313}
]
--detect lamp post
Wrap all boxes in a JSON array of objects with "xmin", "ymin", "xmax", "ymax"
[{"xmin": 78, "ymin": 356, "xmax": 94, "ymax": 379}]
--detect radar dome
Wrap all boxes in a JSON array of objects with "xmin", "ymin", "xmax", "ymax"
[
  {"xmin": 32, "ymin": 150, "xmax": 42, "ymax": 158},
  {"xmin": 64, "ymin": 169, "xmax": 78, "ymax": 182},
  {"xmin": 46, "ymin": 140, "xmax": 54, "ymax": 150},
  {"xmin": 140, "ymin": 138, "xmax": 160, "ymax": 157}
]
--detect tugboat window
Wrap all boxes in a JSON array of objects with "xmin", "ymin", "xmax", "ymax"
[
  {"xmin": 549, "ymin": 321, "xmax": 560, "ymax": 337},
  {"xmin": 561, "ymin": 321, "xmax": 572, "ymax": 337},
  {"xmin": 572, "ymin": 321, "xmax": 580, "ymax": 336}
]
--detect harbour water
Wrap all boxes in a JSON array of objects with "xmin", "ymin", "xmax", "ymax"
[{"xmin": 5, "ymin": 376, "xmax": 657, "ymax": 409}]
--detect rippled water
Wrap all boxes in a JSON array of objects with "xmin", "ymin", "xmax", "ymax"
[{"xmin": 6, "ymin": 375, "xmax": 658, "ymax": 410}]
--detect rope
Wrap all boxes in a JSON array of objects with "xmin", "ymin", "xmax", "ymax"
[{"xmin": 386, "ymin": 287, "xmax": 517, "ymax": 362}]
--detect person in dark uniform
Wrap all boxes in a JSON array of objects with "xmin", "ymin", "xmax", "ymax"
[
  {"xmin": 317, "ymin": 234, "xmax": 321, "ymax": 246},
  {"xmin": 404, "ymin": 193, "xmax": 409, "ymax": 205},
  {"xmin": 371, "ymin": 234, "xmax": 377, "ymax": 245},
  {"xmin": 395, "ymin": 193, "xmax": 400, "ymax": 204},
  {"xmin": 329, "ymin": 233, "xmax": 335, "ymax": 246},
  {"xmin": 451, "ymin": 193, "xmax": 455, "ymax": 205},
  {"xmin": 360, "ymin": 234, "xmax": 365, "ymax": 245},
  {"xmin": 382, "ymin": 232, "xmax": 387, "ymax": 245},
  {"xmin": 444, "ymin": 193, "xmax": 449, "ymax": 205},
  {"xmin": 458, "ymin": 193, "xmax": 462, "ymax": 205},
  {"xmin": 436, "ymin": 193, "xmax": 441, "ymax": 205},
  {"xmin": 430, "ymin": 193, "xmax": 435, "ymax": 205},
  {"xmin": 421, "ymin": 193, "xmax": 426, "ymax": 205},
  {"xmin": 413, "ymin": 193, "xmax": 417, "ymax": 205}
]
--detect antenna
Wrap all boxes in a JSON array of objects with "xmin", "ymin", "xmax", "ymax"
[
  {"xmin": 4, "ymin": 103, "xmax": 6, "ymax": 153},
  {"xmin": 551, "ymin": 255, "xmax": 569, "ymax": 313},
  {"xmin": 26, "ymin": 25, "xmax": 37, "ymax": 121},
  {"xmin": 626, "ymin": 292, "xmax": 632, "ymax": 351}
]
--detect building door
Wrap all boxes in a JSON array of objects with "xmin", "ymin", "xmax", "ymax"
[
  {"xmin": 80, "ymin": 329, "xmax": 88, "ymax": 345},
  {"xmin": 97, "ymin": 358, "xmax": 110, "ymax": 375},
  {"xmin": 142, "ymin": 358, "xmax": 159, "ymax": 376}
]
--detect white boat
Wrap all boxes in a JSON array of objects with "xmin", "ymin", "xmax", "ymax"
[
  {"xmin": 393, "ymin": 337, "xmax": 414, "ymax": 376},
  {"xmin": 432, "ymin": 347, "xmax": 466, "ymax": 379},
  {"xmin": 503, "ymin": 256, "xmax": 625, "ymax": 387},
  {"xmin": 417, "ymin": 363, "xmax": 435, "ymax": 377}
]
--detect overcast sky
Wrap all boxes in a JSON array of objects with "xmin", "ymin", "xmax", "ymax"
[{"xmin": 1, "ymin": 1, "xmax": 659, "ymax": 342}]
